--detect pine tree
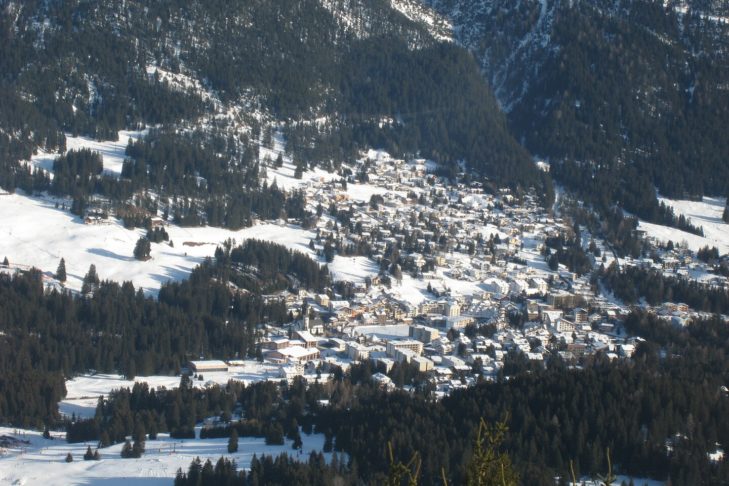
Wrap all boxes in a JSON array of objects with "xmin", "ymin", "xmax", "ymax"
[
  {"xmin": 132, "ymin": 439, "xmax": 144, "ymax": 458},
  {"xmin": 133, "ymin": 421, "xmax": 146, "ymax": 453},
  {"xmin": 84, "ymin": 445, "xmax": 94, "ymax": 460},
  {"xmin": 121, "ymin": 440, "xmax": 134, "ymax": 458},
  {"xmin": 65, "ymin": 452, "xmax": 74, "ymax": 463},
  {"xmin": 265, "ymin": 423, "xmax": 284, "ymax": 445},
  {"xmin": 292, "ymin": 429, "xmax": 303, "ymax": 450},
  {"xmin": 83, "ymin": 264, "xmax": 99, "ymax": 287},
  {"xmin": 723, "ymin": 204, "xmax": 729, "ymax": 224},
  {"xmin": 133, "ymin": 237, "xmax": 152, "ymax": 260},
  {"xmin": 56, "ymin": 258, "xmax": 67, "ymax": 282},
  {"xmin": 99, "ymin": 431, "xmax": 111, "ymax": 448},
  {"xmin": 2, "ymin": 256, "xmax": 8, "ymax": 267},
  {"xmin": 228, "ymin": 428, "xmax": 239, "ymax": 453},
  {"xmin": 463, "ymin": 419, "xmax": 519, "ymax": 486}
]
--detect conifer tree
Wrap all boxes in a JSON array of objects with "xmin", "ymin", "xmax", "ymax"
[
  {"xmin": 132, "ymin": 439, "xmax": 144, "ymax": 458},
  {"xmin": 56, "ymin": 258, "xmax": 67, "ymax": 282},
  {"xmin": 134, "ymin": 421, "xmax": 146, "ymax": 454},
  {"xmin": 228, "ymin": 428, "xmax": 238, "ymax": 453},
  {"xmin": 121, "ymin": 440, "xmax": 134, "ymax": 458},
  {"xmin": 134, "ymin": 237, "xmax": 152, "ymax": 260},
  {"xmin": 84, "ymin": 264, "xmax": 99, "ymax": 286}
]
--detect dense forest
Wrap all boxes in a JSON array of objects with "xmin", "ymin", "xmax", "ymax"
[
  {"xmin": 600, "ymin": 263, "xmax": 729, "ymax": 313},
  {"xmin": 0, "ymin": 239, "xmax": 322, "ymax": 427}
]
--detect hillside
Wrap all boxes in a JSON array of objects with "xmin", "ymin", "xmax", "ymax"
[
  {"xmin": 427, "ymin": 0, "xmax": 729, "ymax": 216},
  {"xmin": 0, "ymin": 0, "xmax": 549, "ymax": 229}
]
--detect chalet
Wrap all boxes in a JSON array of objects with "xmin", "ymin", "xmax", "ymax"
[
  {"xmin": 278, "ymin": 364, "xmax": 304, "ymax": 380},
  {"xmin": 316, "ymin": 294, "xmax": 330, "ymax": 308},
  {"xmin": 528, "ymin": 277, "xmax": 548, "ymax": 294},
  {"xmin": 541, "ymin": 309, "xmax": 563, "ymax": 327},
  {"xmin": 262, "ymin": 338, "xmax": 290, "ymax": 350}
]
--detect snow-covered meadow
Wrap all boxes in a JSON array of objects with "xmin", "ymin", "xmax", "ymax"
[
  {"xmin": 29, "ymin": 130, "xmax": 149, "ymax": 177},
  {"xmin": 1, "ymin": 365, "xmax": 336, "ymax": 486},
  {"xmin": 0, "ymin": 191, "xmax": 316, "ymax": 295},
  {"xmin": 639, "ymin": 196, "xmax": 729, "ymax": 254},
  {"xmin": 0, "ymin": 425, "xmax": 331, "ymax": 486}
]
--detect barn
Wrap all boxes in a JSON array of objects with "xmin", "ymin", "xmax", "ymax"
[{"xmin": 188, "ymin": 360, "xmax": 229, "ymax": 373}]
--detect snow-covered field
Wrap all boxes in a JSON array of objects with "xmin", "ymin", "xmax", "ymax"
[
  {"xmin": 2, "ymin": 367, "xmax": 333, "ymax": 485},
  {"xmin": 0, "ymin": 425, "xmax": 330, "ymax": 486},
  {"xmin": 265, "ymin": 159, "xmax": 340, "ymax": 192},
  {"xmin": 329, "ymin": 256, "xmax": 379, "ymax": 283},
  {"xmin": 60, "ymin": 365, "xmax": 282, "ymax": 419},
  {"xmin": 259, "ymin": 130, "xmax": 340, "ymax": 191},
  {"xmin": 639, "ymin": 196, "xmax": 729, "ymax": 254},
  {"xmin": 345, "ymin": 182, "xmax": 393, "ymax": 203},
  {"xmin": 30, "ymin": 130, "xmax": 148, "ymax": 177},
  {"xmin": 0, "ymin": 192, "xmax": 315, "ymax": 295}
]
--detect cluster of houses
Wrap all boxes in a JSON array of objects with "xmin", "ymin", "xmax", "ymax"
[{"xmin": 185, "ymin": 152, "xmax": 728, "ymax": 395}]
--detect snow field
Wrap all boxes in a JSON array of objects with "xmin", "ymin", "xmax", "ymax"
[
  {"xmin": 60, "ymin": 365, "xmax": 282, "ymax": 419},
  {"xmin": 638, "ymin": 196, "xmax": 729, "ymax": 254},
  {"xmin": 29, "ymin": 130, "xmax": 148, "ymax": 177},
  {"xmin": 328, "ymin": 256, "xmax": 379, "ymax": 284},
  {"xmin": 0, "ymin": 192, "xmax": 316, "ymax": 295},
  {"xmin": 0, "ymin": 425, "xmax": 331, "ymax": 486},
  {"xmin": 658, "ymin": 196, "xmax": 729, "ymax": 253}
]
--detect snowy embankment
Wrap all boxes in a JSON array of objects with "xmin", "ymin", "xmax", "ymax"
[
  {"xmin": 638, "ymin": 196, "xmax": 729, "ymax": 254},
  {"xmin": 0, "ymin": 192, "xmax": 315, "ymax": 295}
]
